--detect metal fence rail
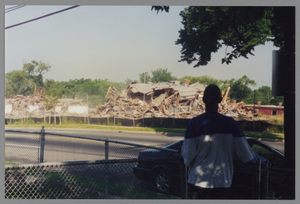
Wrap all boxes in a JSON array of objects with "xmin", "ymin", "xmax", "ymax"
[
  {"xmin": 5, "ymin": 128, "xmax": 294, "ymax": 199},
  {"xmin": 5, "ymin": 127, "xmax": 178, "ymax": 164}
]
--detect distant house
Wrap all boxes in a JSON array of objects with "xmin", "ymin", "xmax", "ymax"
[{"xmin": 244, "ymin": 102, "xmax": 284, "ymax": 116}]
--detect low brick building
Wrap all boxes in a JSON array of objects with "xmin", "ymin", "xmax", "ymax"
[{"xmin": 243, "ymin": 102, "xmax": 284, "ymax": 116}]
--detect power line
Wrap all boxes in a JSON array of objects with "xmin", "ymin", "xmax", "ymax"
[
  {"xmin": 5, "ymin": 5, "xmax": 26, "ymax": 13},
  {"xmin": 5, "ymin": 5, "xmax": 23, "ymax": 11},
  {"xmin": 5, "ymin": 5, "xmax": 80, "ymax": 29}
]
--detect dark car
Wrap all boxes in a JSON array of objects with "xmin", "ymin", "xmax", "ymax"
[{"xmin": 133, "ymin": 137, "xmax": 288, "ymax": 199}]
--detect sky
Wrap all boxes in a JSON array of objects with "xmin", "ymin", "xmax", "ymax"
[{"xmin": 4, "ymin": 5, "xmax": 282, "ymax": 90}]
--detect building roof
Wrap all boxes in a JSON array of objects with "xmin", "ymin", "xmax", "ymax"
[
  {"xmin": 243, "ymin": 104, "xmax": 284, "ymax": 110},
  {"xmin": 127, "ymin": 82, "xmax": 206, "ymax": 97}
]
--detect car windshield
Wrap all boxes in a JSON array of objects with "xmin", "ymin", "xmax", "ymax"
[{"xmin": 164, "ymin": 140, "xmax": 183, "ymax": 150}]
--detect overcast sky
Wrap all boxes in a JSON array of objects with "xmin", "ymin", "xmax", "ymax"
[{"xmin": 5, "ymin": 5, "xmax": 281, "ymax": 89}]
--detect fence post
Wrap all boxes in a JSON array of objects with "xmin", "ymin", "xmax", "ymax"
[
  {"xmin": 39, "ymin": 126, "xmax": 45, "ymax": 163},
  {"xmin": 180, "ymin": 162, "xmax": 188, "ymax": 199},
  {"xmin": 39, "ymin": 126, "xmax": 45, "ymax": 192},
  {"xmin": 252, "ymin": 158, "xmax": 261, "ymax": 199},
  {"xmin": 105, "ymin": 139, "xmax": 109, "ymax": 198},
  {"xmin": 262, "ymin": 161, "xmax": 269, "ymax": 199}
]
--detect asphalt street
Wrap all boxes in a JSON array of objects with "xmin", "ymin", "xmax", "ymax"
[{"xmin": 5, "ymin": 127, "xmax": 284, "ymax": 153}]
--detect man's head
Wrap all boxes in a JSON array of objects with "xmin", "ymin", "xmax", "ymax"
[{"xmin": 203, "ymin": 84, "xmax": 222, "ymax": 105}]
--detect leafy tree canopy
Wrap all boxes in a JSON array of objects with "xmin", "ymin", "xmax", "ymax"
[
  {"xmin": 139, "ymin": 73, "xmax": 151, "ymax": 83},
  {"xmin": 175, "ymin": 7, "xmax": 278, "ymax": 66},
  {"xmin": 179, "ymin": 75, "xmax": 222, "ymax": 86},
  {"xmin": 5, "ymin": 70, "xmax": 32, "ymax": 96},
  {"xmin": 150, "ymin": 68, "xmax": 177, "ymax": 83},
  {"xmin": 22, "ymin": 60, "xmax": 51, "ymax": 88},
  {"xmin": 244, "ymin": 86, "xmax": 284, "ymax": 105},
  {"xmin": 222, "ymin": 75, "xmax": 257, "ymax": 102}
]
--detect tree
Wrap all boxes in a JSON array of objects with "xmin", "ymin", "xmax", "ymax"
[
  {"xmin": 222, "ymin": 75, "xmax": 256, "ymax": 102},
  {"xmin": 179, "ymin": 75, "xmax": 222, "ymax": 86},
  {"xmin": 139, "ymin": 73, "xmax": 151, "ymax": 83},
  {"xmin": 23, "ymin": 60, "xmax": 51, "ymax": 88},
  {"xmin": 125, "ymin": 78, "xmax": 138, "ymax": 86},
  {"xmin": 174, "ymin": 7, "xmax": 284, "ymax": 67},
  {"xmin": 151, "ymin": 6, "xmax": 169, "ymax": 13},
  {"xmin": 5, "ymin": 70, "xmax": 33, "ymax": 96},
  {"xmin": 150, "ymin": 68, "xmax": 177, "ymax": 83},
  {"xmin": 244, "ymin": 86, "xmax": 284, "ymax": 106}
]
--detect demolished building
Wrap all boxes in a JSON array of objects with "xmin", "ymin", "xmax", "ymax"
[
  {"xmin": 4, "ymin": 80, "xmax": 258, "ymax": 121},
  {"xmin": 92, "ymin": 81, "xmax": 257, "ymax": 120},
  {"xmin": 5, "ymin": 94, "xmax": 87, "ymax": 118}
]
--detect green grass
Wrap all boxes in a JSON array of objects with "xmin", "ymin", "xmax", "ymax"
[
  {"xmin": 5, "ymin": 167, "xmax": 177, "ymax": 199},
  {"xmin": 5, "ymin": 122, "xmax": 186, "ymax": 134},
  {"xmin": 5, "ymin": 161, "xmax": 17, "ymax": 165},
  {"xmin": 43, "ymin": 171, "xmax": 176, "ymax": 199},
  {"xmin": 6, "ymin": 121, "xmax": 284, "ymax": 139},
  {"xmin": 244, "ymin": 132, "xmax": 284, "ymax": 140}
]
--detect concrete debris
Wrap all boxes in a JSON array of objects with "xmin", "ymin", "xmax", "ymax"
[
  {"xmin": 5, "ymin": 81, "xmax": 258, "ymax": 120},
  {"xmin": 91, "ymin": 81, "xmax": 258, "ymax": 120},
  {"xmin": 5, "ymin": 94, "xmax": 87, "ymax": 117}
]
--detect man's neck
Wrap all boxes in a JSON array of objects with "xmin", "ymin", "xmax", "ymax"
[{"xmin": 205, "ymin": 104, "xmax": 219, "ymax": 113}]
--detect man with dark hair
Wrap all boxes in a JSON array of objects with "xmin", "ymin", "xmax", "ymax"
[{"xmin": 181, "ymin": 84, "xmax": 255, "ymax": 199}]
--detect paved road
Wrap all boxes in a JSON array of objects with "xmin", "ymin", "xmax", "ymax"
[
  {"xmin": 5, "ymin": 127, "xmax": 284, "ymax": 153},
  {"xmin": 5, "ymin": 127, "xmax": 184, "ymax": 164}
]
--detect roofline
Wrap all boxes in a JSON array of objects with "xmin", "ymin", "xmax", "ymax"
[{"xmin": 243, "ymin": 104, "xmax": 284, "ymax": 110}]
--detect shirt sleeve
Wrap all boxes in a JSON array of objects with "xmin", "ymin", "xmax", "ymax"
[
  {"xmin": 181, "ymin": 119, "xmax": 198, "ymax": 166},
  {"xmin": 232, "ymin": 119, "xmax": 255, "ymax": 163}
]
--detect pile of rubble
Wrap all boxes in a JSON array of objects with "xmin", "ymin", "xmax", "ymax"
[
  {"xmin": 5, "ymin": 81, "xmax": 258, "ymax": 120},
  {"xmin": 5, "ymin": 94, "xmax": 46, "ymax": 117},
  {"xmin": 91, "ymin": 81, "xmax": 257, "ymax": 120},
  {"xmin": 5, "ymin": 92, "xmax": 86, "ymax": 117}
]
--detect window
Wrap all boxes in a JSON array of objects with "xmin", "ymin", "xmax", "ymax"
[{"xmin": 250, "ymin": 143, "xmax": 284, "ymax": 167}]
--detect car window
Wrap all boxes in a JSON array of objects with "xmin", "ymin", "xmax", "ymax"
[
  {"xmin": 251, "ymin": 144, "xmax": 273, "ymax": 158},
  {"xmin": 250, "ymin": 143, "xmax": 283, "ymax": 166},
  {"xmin": 165, "ymin": 141, "xmax": 183, "ymax": 150}
]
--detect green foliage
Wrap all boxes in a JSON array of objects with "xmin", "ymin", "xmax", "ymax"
[
  {"xmin": 43, "ymin": 78, "xmax": 128, "ymax": 108},
  {"xmin": 42, "ymin": 94, "xmax": 61, "ymax": 110},
  {"xmin": 5, "ymin": 60, "xmax": 51, "ymax": 96},
  {"xmin": 222, "ymin": 75, "xmax": 256, "ymax": 102},
  {"xmin": 125, "ymin": 78, "xmax": 138, "ymax": 86},
  {"xmin": 244, "ymin": 86, "xmax": 284, "ymax": 105},
  {"xmin": 139, "ymin": 73, "xmax": 151, "ymax": 83},
  {"xmin": 176, "ymin": 7, "xmax": 277, "ymax": 66},
  {"xmin": 5, "ymin": 70, "xmax": 33, "ymax": 96},
  {"xmin": 150, "ymin": 68, "xmax": 177, "ymax": 83},
  {"xmin": 179, "ymin": 75, "xmax": 257, "ymax": 103},
  {"xmin": 178, "ymin": 75, "xmax": 222, "ymax": 86}
]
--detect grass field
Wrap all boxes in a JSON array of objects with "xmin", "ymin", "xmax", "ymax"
[{"xmin": 5, "ymin": 121, "xmax": 284, "ymax": 140}]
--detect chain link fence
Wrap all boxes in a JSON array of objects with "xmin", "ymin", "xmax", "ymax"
[
  {"xmin": 5, "ymin": 128, "xmax": 186, "ymax": 199},
  {"xmin": 5, "ymin": 128, "xmax": 295, "ymax": 199},
  {"xmin": 5, "ymin": 158, "xmax": 184, "ymax": 199}
]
